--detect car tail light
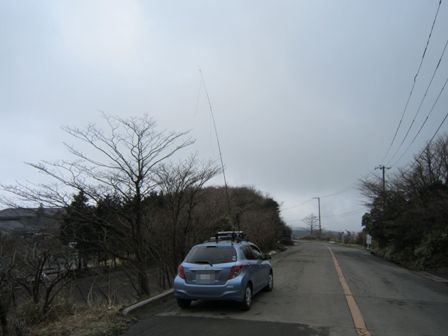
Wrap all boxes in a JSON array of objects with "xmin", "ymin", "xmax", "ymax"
[
  {"xmin": 178, "ymin": 265, "xmax": 186, "ymax": 279},
  {"xmin": 228, "ymin": 265, "xmax": 243, "ymax": 279}
]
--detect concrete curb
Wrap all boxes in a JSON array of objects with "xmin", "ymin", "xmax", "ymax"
[
  {"xmin": 419, "ymin": 271, "xmax": 448, "ymax": 283},
  {"xmin": 121, "ymin": 288, "xmax": 174, "ymax": 316}
]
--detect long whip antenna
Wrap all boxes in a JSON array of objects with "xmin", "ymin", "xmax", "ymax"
[{"xmin": 199, "ymin": 69, "xmax": 235, "ymax": 229}]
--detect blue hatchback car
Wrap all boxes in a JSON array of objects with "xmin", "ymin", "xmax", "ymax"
[{"xmin": 174, "ymin": 232, "xmax": 273, "ymax": 310}]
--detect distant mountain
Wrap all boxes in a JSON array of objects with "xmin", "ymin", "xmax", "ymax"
[
  {"xmin": 0, "ymin": 207, "xmax": 64, "ymax": 234},
  {"xmin": 291, "ymin": 226, "xmax": 310, "ymax": 238},
  {"xmin": 291, "ymin": 226, "xmax": 347, "ymax": 238}
]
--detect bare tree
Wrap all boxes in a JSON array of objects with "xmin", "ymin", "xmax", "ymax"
[
  {"xmin": 303, "ymin": 214, "xmax": 318, "ymax": 235},
  {"xmin": 1, "ymin": 114, "xmax": 194, "ymax": 297},
  {"xmin": 152, "ymin": 156, "xmax": 219, "ymax": 285},
  {"xmin": 13, "ymin": 235, "xmax": 75, "ymax": 317},
  {"xmin": 0, "ymin": 234, "xmax": 16, "ymax": 336}
]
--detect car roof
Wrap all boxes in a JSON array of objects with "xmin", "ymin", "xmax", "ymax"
[{"xmin": 194, "ymin": 240, "xmax": 253, "ymax": 248}]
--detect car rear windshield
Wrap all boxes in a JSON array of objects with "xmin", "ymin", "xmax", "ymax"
[{"xmin": 185, "ymin": 246, "xmax": 237, "ymax": 264}]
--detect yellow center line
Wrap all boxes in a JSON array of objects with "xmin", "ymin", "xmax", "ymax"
[{"xmin": 328, "ymin": 247, "xmax": 372, "ymax": 336}]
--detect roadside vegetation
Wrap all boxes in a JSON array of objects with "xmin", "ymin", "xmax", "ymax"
[
  {"xmin": 360, "ymin": 134, "xmax": 448, "ymax": 270},
  {"xmin": 298, "ymin": 213, "xmax": 366, "ymax": 246},
  {"xmin": 298, "ymin": 229, "xmax": 366, "ymax": 247},
  {"xmin": 0, "ymin": 114, "xmax": 292, "ymax": 336}
]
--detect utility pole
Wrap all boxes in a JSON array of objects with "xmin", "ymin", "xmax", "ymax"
[
  {"xmin": 375, "ymin": 165, "xmax": 391, "ymax": 209},
  {"xmin": 313, "ymin": 197, "xmax": 322, "ymax": 237},
  {"xmin": 375, "ymin": 165, "xmax": 391, "ymax": 193}
]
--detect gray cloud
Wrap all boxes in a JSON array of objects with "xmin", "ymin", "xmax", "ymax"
[{"xmin": 1, "ymin": 0, "xmax": 447, "ymax": 232}]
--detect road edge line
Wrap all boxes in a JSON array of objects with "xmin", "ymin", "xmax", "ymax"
[
  {"xmin": 121, "ymin": 288, "xmax": 174, "ymax": 316},
  {"xmin": 328, "ymin": 247, "xmax": 372, "ymax": 336}
]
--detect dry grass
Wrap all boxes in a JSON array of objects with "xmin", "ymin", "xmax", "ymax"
[{"xmin": 30, "ymin": 305, "xmax": 130, "ymax": 336}]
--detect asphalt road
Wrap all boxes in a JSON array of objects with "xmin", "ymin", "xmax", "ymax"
[{"xmin": 123, "ymin": 241, "xmax": 448, "ymax": 336}]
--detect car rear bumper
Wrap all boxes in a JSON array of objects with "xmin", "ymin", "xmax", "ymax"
[{"xmin": 174, "ymin": 276, "xmax": 245, "ymax": 302}]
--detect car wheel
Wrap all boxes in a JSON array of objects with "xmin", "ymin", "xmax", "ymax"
[
  {"xmin": 240, "ymin": 284, "xmax": 252, "ymax": 311},
  {"xmin": 177, "ymin": 298, "xmax": 191, "ymax": 309},
  {"xmin": 265, "ymin": 272, "xmax": 274, "ymax": 292}
]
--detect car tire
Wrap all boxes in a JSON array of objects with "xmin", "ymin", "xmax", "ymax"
[
  {"xmin": 177, "ymin": 298, "xmax": 191, "ymax": 309},
  {"xmin": 240, "ymin": 284, "xmax": 252, "ymax": 311},
  {"xmin": 265, "ymin": 272, "xmax": 274, "ymax": 292}
]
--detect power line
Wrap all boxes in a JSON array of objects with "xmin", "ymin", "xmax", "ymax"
[
  {"xmin": 322, "ymin": 208, "xmax": 366, "ymax": 219},
  {"xmin": 381, "ymin": 0, "xmax": 443, "ymax": 163},
  {"xmin": 388, "ymin": 37, "xmax": 448, "ymax": 165},
  {"xmin": 320, "ymin": 185, "xmax": 355, "ymax": 198},
  {"xmin": 281, "ymin": 198, "xmax": 314, "ymax": 211},
  {"xmin": 428, "ymin": 105, "xmax": 448, "ymax": 144},
  {"xmin": 321, "ymin": 171, "xmax": 377, "ymax": 198},
  {"xmin": 281, "ymin": 186, "xmax": 356, "ymax": 211},
  {"xmin": 408, "ymin": 110, "xmax": 448, "ymax": 166},
  {"xmin": 398, "ymin": 102, "xmax": 448, "ymax": 169},
  {"xmin": 393, "ymin": 74, "xmax": 448, "ymax": 166},
  {"xmin": 286, "ymin": 208, "xmax": 366, "ymax": 223},
  {"xmin": 282, "ymin": 172, "xmax": 376, "ymax": 212}
]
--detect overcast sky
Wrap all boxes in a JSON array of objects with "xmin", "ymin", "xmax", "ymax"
[{"xmin": 1, "ymin": 0, "xmax": 448, "ymax": 232}]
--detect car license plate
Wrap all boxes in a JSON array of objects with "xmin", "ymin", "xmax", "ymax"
[{"xmin": 197, "ymin": 272, "xmax": 214, "ymax": 282}]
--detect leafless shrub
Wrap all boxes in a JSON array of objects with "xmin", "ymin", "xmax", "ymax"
[{"xmin": 1, "ymin": 114, "xmax": 194, "ymax": 297}]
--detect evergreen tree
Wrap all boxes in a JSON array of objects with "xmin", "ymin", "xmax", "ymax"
[{"xmin": 61, "ymin": 190, "xmax": 94, "ymax": 269}]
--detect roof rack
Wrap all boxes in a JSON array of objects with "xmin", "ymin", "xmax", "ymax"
[{"xmin": 206, "ymin": 231, "xmax": 248, "ymax": 243}]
